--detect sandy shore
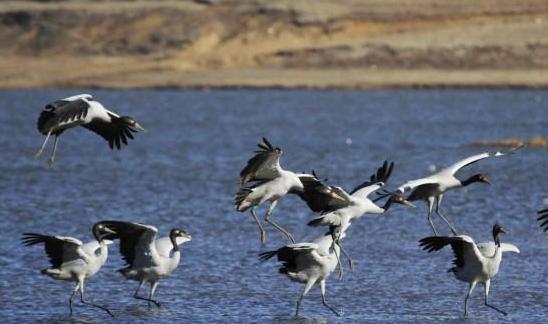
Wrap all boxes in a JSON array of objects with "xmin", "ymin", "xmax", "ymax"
[
  {"xmin": 1, "ymin": 0, "xmax": 548, "ymax": 88},
  {"xmin": 1, "ymin": 58, "xmax": 547, "ymax": 89}
]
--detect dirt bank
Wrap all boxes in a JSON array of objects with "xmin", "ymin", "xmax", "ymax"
[{"xmin": 1, "ymin": 0, "xmax": 548, "ymax": 88}]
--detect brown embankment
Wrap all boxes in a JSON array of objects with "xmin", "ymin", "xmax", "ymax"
[{"xmin": 1, "ymin": 0, "xmax": 548, "ymax": 88}]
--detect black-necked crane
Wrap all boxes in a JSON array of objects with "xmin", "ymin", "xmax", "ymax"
[
  {"xmin": 235, "ymin": 137, "xmax": 343, "ymax": 244},
  {"xmin": 35, "ymin": 94, "xmax": 145, "ymax": 168},
  {"xmin": 305, "ymin": 161, "xmax": 415, "ymax": 269},
  {"xmin": 21, "ymin": 222, "xmax": 117, "ymax": 317},
  {"xmin": 419, "ymin": 223, "xmax": 519, "ymax": 317},
  {"xmin": 259, "ymin": 225, "xmax": 344, "ymax": 317},
  {"xmin": 97, "ymin": 221, "xmax": 191, "ymax": 307},
  {"xmin": 396, "ymin": 147, "xmax": 522, "ymax": 235}
]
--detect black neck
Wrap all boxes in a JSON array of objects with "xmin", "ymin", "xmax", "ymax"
[
  {"xmin": 461, "ymin": 176, "xmax": 479, "ymax": 187},
  {"xmin": 494, "ymin": 234, "xmax": 501, "ymax": 247},
  {"xmin": 93, "ymin": 230, "xmax": 102, "ymax": 243},
  {"xmin": 170, "ymin": 235, "xmax": 179, "ymax": 252},
  {"xmin": 492, "ymin": 226, "xmax": 501, "ymax": 247}
]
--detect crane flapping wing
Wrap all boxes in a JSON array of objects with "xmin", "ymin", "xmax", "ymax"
[
  {"xmin": 82, "ymin": 111, "xmax": 137, "ymax": 150},
  {"xmin": 38, "ymin": 96, "xmax": 91, "ymax": 132},
  {"xmin": 308, "ymin": 213, "xmax": 343, "ymax": 227},
  {"xmin": 239, "ymin": 138, "xmax": 282, "ymax": 185},
  {"xmin": 259, "ymin": 244, "xmax": 320, "ymax": 272},
  {"xmin": 419, "ymin": 235, "xmax": 483, "ymax": 271},
  {"xmin": 397, "ymin": 177, "xmax": 438, "ymax": 193},
  {"xmin": 294, "ymin": 172, "xmax": 350, "ymax": 214},
  {"xmin": 96, "ymin": 221, "xmax": 158, "ymax": 268},
  {"xmin": 440, "ymin": 146, "xmax": 524, "ymax": 176},
  {"xmin": 21, "ymin": 233, "xmax": 85, "ymax": 268},
  {"xmin": 350, "ymin": 160, "xmax": 394, "ymax": 199},
  {"xmin": 477, "ymin": 242, "xmax": 520, "ymax": 256}
]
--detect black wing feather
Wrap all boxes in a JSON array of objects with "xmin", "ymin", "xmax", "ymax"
[
  {"xmin": 537, "ymin": 209, "xmax": 548, "ymax": 232},
  {"xmin": 94, "ymin": 221, "xmax": 149, "ymax": 266},
  {"xmin": 350, "ymin": 161, "xmax": 394, "ymax": 194},
  {"xmin": 259, "ymin": 246, "xmax": 302, "ymax": 273},
  {"xmin": 294, "ymin": 173, "xmax": 348, "ymax": 214},
  {"xmin": 419, "ymin": 236, "xmax": 467, "ymax": 269},
  {"xmin": 239, "ymin": 137, "xmax": 281, "ymax": 184},
  {"xmin": 21, "ymin": 233, "xmax": 65, "ymax": 268},
  {"xmin": 37, "ymin": 99, "xmax": 90, "ymax": 134},
  {"xmin": 82, "ymin": 114, "xmax": 136, "ymax": 150}
]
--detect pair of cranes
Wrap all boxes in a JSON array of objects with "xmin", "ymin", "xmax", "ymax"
[
  {"xmin": 23, "ymin": 221, "xmax": 191, "ymax": 317},
  {"xmin": 235, "ymin": 137, "xmax": 524, "ymax": 317}
]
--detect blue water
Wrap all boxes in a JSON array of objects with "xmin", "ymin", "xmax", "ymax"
[{"xmin": 0, "ymin": 89, "xmax": 546, "ymax": 323}]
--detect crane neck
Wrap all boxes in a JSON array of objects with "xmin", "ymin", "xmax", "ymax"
[
  {"xmin": 461, "ymin": 175, "xmax": 482, "ymax": 187},
  {"xmin": 170, "ymin": 235, "xmax": 179, "ymax": 253},
  {"xmin": 381, "ymin": 198, "xmax": 393, "ymax": 211}
]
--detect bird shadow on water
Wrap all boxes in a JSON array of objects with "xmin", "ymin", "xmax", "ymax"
[
  {"xmin": 35, "ymin": 315, "xmax": 103, "ymax": 324},
  {"xmin": 269, "ymin": 314, "xmax": 343, "ymax": 324},
  {"xmin": 427, "ymin": 314, "xmax": 496, "ymax": 324},
  {"xmin": 123, "ymin": 305, "xmax": 171, "ymax": 317}
]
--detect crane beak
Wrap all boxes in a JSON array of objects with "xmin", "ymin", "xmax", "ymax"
[
  {"xmin": 134, "ymin": 122, "xmax": 146, "ymax": 132},
  {"xmin": 104, "ymin": 227, "xmax": 117, "ymax": 235},
  {"xmin": 328, "ymin": 189, "xmax": 345, "ymax": 201},
  {"xmin": 180, "ymin": 233, "xmax": 192, "ymax": 241},
  {"xmin": 402, "ymin": 199, "xmax": 416, "ymax": 208}
]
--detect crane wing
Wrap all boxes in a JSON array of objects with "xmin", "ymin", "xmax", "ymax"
[
  {"xmin": 293, "ymin": 173, "xmax": 350, "ymax": 214},
  {"xmin": 439, "ymin": 146, "xmax": 522, "ymax": 176},
  {"xmin": 397, "ymin": 177, "xmax": 438, "ymax": 193},
  {"xmin": 82, "ymin": 111, "xmax": 137, "ymax": 150},
  {"xmin": 259, "ymin": 243, "xmax": 320, "ymax": 270},
  {"xmin": 239, "ymin": 137, "xmax": 282, "ymax": 184},
  {"xmin": 96, "ymin": 221, "xmax": 159, "ymax": 268},
  {"xmin": 22, "ymin": 233, "xmax": 85, "ymax": 268},
  {"xmin": 419, "ymin": 235, "xmax": 483, "ymax": 270},
  {"xmin": 350, "ymin": 161, "xmax": 394, "ymax": 199},
  {"xmin": 38, "ymin": 97, "xmax": 91, "ymax": 132},
  {"xmin": 477, "ymin": 242, "xmax": 520, "ymax": 256},
  {"xmin": 307, "ymin": 213, "xmax": 343, "ymax": 227}
]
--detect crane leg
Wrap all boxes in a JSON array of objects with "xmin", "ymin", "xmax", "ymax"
[
  {"xmin": 427, "ymin": 198, "xmax": 439, "ymax": 236},
  {"xmin": 295, "ymin": 279, "xmax": 315, "ymax": 317},
  {"xmin": 34, "ymin": 130, "xmax": 52, "ymax": 159},
  {"xmin": 148, "ymin": 281, "xmax": 161, "ymax": 308},
  {"xmin": 250, "ymin": 207, "xmax": 266, "ymax": 244},
  {"xmin": 264, "ymin": 201, "xmax": 295, "ymax": 243},
  {"xmin": 48, "ymin": 135, "xmax": 60, "ymax": 168},
  {"xmin": 78, "ymin": 279, "xmax": 114, "ymax": 317},
  {"xmin": 320, "ymin": 280, "xmax": 341, "ymax": 316},
  {"xmin": 338, "ymin": 242, "xmax": 354, "ymax": 271},
  {"xmin": 464, "ymin": 281, "xmax": 477, "ymax": 317},
  {"xmin": 484, "ymin": 280, "xmax": 507, "ymax": 316},
  {"xmin": 333, "ymin": 240, "xmax": 344, "ymax": 280},
  {"xmin": 134, "ymin": 280, "xmax": 161, "ymax": 307},
  {"xmin": 68, "ymin": 282, "xmax": 80, "ymax": 316},
  {"xmin": 435, "ymin": 195, "xmax": 458, "ymax": 235}
]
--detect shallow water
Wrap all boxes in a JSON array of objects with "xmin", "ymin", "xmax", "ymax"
[{"xmin": 0, "ymin": 89, "xmax": 546, "ymax": 323}]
